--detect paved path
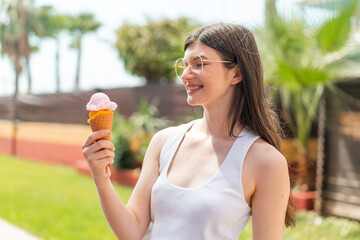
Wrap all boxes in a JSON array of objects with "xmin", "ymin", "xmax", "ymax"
[{"xmin": 0, "ymin": 219, "xmax": 42, "ymax": 240}]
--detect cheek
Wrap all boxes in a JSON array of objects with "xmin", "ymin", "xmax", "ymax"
[
  {"xmin": 203, "ymin": 66, "xmax": 226, "ymax": 80},
  {"xmin": 201, "ymin": 71, "xmax": 222, "ymax": 88},
  {"xmin": 182, "ymin": 79, "xmax": 187, "ymax": 86}
]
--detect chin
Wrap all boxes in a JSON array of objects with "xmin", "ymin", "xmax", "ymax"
[
  {"xmin": 187, "ymin": 96, "xmax": 202, "ymax": 107},
  {"xmin": 187, "ymin": 101, "xmax": 199, "ymax": 107}
]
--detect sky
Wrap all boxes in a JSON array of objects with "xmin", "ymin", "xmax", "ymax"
[{"xmin": 0, "ymin": 0, "xmax": 298, "ymax": 96}]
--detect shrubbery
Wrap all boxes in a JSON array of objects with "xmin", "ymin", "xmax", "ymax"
[{"xmin": 111, "ymin": 99, "xmax": 171, "ymax": 169}]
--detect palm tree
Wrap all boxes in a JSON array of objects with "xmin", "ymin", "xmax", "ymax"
[
  {"xmin": 31, "ymin": 6, "xmax": 68, "ymax": 92},
  {"xmin": 259, "ymin": 0, "xmax": 360, "ymax": 191},
  {"xmin": 67, "ymin": 13, "xmax": 101, "ymax": 91},
  {"xmin": 0, "ymin": 0, "xmax": 32, "ymax": 96},
  {"xmin": 0, "ymin": 0, "xmax": 34, "ymax": 155}
]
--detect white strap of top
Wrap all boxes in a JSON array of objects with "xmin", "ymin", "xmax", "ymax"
[{"xmin": 158, "ymin": 120, "xmax": 196, "ymax": 173}]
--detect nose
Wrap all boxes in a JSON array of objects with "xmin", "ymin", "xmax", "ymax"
[{"xmin": 181, "ymin": 65, "xmax": 195, "ymax": 81}]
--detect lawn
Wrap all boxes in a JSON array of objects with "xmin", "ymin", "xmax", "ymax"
[
  {"xmin": 1, "ymin": 155, "xmax": 359, "ymax": 240},
  {"xmin": 0, "ymin": 155, "xmax": 132, "ymax": 240}
]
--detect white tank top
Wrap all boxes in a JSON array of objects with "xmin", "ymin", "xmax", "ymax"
[{"xmin": 149, "ymin": 120, "xmax": 260, "ymax": 240}]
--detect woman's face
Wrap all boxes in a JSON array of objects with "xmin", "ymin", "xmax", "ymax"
[{"xmin": 181, "ymin": 41, "xmax": 240, "ymax": 108}]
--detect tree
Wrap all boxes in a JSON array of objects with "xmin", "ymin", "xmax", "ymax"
[
  {"xmin": 67, "ymin": 13, "xmax": 101, "ymax": 91},
  {"xmin": 259, "ymin": 0, "xmax": 360, "ymax": 191},
  {"xmin": 0, "ymin": 0, "xmax": 32, "ymax": 95},
  {"xmin": 115, "ymin": 17, "xmax": 200, "ymax": 84},
  {"xmin": 30, "ymin": 5, "xmax": 68, "ymax": 93},
  {"xmin": 0, "ymin": 1, "xmax": 61, "ymax": 94}
]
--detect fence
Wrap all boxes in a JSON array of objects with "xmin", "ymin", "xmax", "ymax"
[
  {"xmin": 0, "ymin": 84, "xmax": 194, "ymax": 164},
  {"xmin": 320, "ymin": 79, "xmax": 360, "ymax": 221}
]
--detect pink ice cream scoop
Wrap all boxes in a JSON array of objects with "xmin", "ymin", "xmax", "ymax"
[{"xmin": 86, "ymin": 92, "xmax": 118, "ymax": 111}]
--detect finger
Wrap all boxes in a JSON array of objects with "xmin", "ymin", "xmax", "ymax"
[
  {"xmin": 88, "ymin": 149, "xmax": 115, "ymax": 162},
  {"xmin": 85, "ymin": 140, "xmax": 114, "ymax": 156},
  {"xmin": 104, "ymin": 157, "xmax": 114, "ymax": 166},
  {"xmin": 100, "ymin": 157, "xmax": 114, "ymax": 167},
  {"xmin": 93, "ymin": 157, "xmax": 114, "ymax": 171},
  {"xmin": 82, "ymin": 130, "xmax": 110, "ymax": 149},
  {"xmin": 93, "ymin": 140, "xmax": 115, "ymax": 152},
  {"xmin": 82, "ymin": 141, "xmax": 114, "ymax": 160}
]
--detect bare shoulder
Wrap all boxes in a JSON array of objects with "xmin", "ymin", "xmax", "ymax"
[
  {"xmin": 144, "ymin": 122, "xmax": 192, "ymax": 167},
  {"xmin": 150, "ymin": 126, "xmax": 177, "ymax": 149},
  {"xmin": 144, "ymin": 126, "xmax": 178, "ymax": 162},
  {"xmin": 129, "ymin": 126, "xmax": 177, "ymax": 195},
  {"xmin": 246, "ymin": 138, "xmax": 289, "ymax": 181},
  {"xmin": 150, "ymin": 121, "xmax": 193, "ymax": 148}
]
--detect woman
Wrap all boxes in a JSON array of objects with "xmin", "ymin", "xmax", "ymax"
[{"xmin": 82, "ymin": 23, "xmax": 296, "ymax": 240}]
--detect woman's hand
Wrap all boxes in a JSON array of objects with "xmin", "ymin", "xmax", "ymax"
[{"xmin": 82, "ymin": 130, "xmax": 116, "ymax": 185}]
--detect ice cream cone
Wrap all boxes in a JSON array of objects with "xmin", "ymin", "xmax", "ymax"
[
  {"xmin": 86, "ymin": 93, "xmax": 117, "ymax": 174},
  {"xmin": 90, "ymin": 111, "xmax": 113, "ymax": 140}
]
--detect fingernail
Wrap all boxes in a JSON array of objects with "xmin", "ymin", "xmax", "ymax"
[{"xmin": 106, "ymin": 130, "xmax": 110, "ymax": 134}]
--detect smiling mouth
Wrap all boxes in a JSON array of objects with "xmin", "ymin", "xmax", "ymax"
[{"xmin": 187, "ymin": 85, "xmax": 203, "ymax": 90}]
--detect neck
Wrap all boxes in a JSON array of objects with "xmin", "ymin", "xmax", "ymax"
[{"xmin": 198, "ymin": 100, "xmax": 242, "ymax": 139}]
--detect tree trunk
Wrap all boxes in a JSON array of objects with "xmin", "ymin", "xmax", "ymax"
[
  {"xmin": 315, "ymin": 96, "xmax": 326, "ymax": 213},
  {"xmin": 265, "ymin": 0, "xmax": 277, "ymax": 20},
  {"xmin": 12, "ymin": 60, "xmax": 20, "ymax": 155},
  {"xmin": 56, "ymin": 38, "xmax": 61, "ymax": 93},
  {"xmin": 74, "ymin": 38, "xmax": 82, "ymax": 91},
  {"xmin": 14, "ymin": 64, "xmax": 20, "ymax": 98},
  {"xmin": 265, "ymin": 0, "xmax": 277, "ymax": 11},
  {"xmin": 296, "ymin": 140, "xmax": 317, "ymax": 192},
  {"xmin": 265, "ymin": 0, "xmax": 276, "ymax": 5},
  {"xmin": 26, "ymin": 55, "xmax": 32, "ymax": 93},
  {"xmin": 296, "ymin": 143, "xmax": 309, "ymax": 191}
]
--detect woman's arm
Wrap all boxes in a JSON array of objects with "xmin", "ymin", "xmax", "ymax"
[
  {"xmin": 82, "ymin": 128, "xmax": 173, "ymax": 240},
  {"xmin": 248, "ymin": 141, "xmax": 290, "ymax": 240}
]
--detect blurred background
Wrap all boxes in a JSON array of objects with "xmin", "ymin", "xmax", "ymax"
[{"xmin": 0, "ymin": 0, "xmax": 359, "ymax": 239}]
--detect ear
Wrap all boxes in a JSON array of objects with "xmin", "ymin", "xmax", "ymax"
[{"xmin": 230, "ymin": 67, "xmax": 242, "ymax": 85}]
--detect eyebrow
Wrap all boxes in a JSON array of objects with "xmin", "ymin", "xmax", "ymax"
[
  {"xmin": 196, "ymin": 55, "xmax": 209, "ymax": 60},
  {"xmin": 183, "ymin": 55, "xmax": 209, "ymax": 61}
]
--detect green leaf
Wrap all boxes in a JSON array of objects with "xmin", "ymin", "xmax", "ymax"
[
  {"xmin": 298, "ymin": 67, "xmax": 328, "ymax": 86},
  {"xmin": 316, "ymin": 0, "xmax": 359, "ymax": 53},
  {"xmin": 276, "ymin": 60, "xmax": 299, "ymax": 90}
]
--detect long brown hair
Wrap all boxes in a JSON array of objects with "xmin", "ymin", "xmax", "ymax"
[{"xmin": 184, "ymin": 23, "xmax": 296, "ymax": 228}]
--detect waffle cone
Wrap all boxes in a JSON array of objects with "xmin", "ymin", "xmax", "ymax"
[{"xmin": 90, "ymin": 111, "xmax": 113, "ymax": 140}]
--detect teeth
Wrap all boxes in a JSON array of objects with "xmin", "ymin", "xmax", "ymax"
[{"xmin": 188, "ymin": 86, "xmax": 202, "ymax": 90}]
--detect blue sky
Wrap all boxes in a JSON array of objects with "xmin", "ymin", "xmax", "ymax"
[{"xmin": 0, "ymin": 0, "xmax": 299, "ymax": 96}]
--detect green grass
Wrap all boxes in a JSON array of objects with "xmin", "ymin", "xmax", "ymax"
[
  {"xmin": 0, "ymin": 155, "xmax": 132, "ymax": 240},
  {"xmin": 1, "ymin": 155, "xmax": 359, "ymax": 240}
]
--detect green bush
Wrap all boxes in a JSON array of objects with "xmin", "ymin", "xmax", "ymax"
[
  {"xmin": 111, "ymin": 99, "xmax": 171, "ymax": 169},
  {"xmin": 112, "ymin": 133, "xmax": 134, "ymax": 169}
]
